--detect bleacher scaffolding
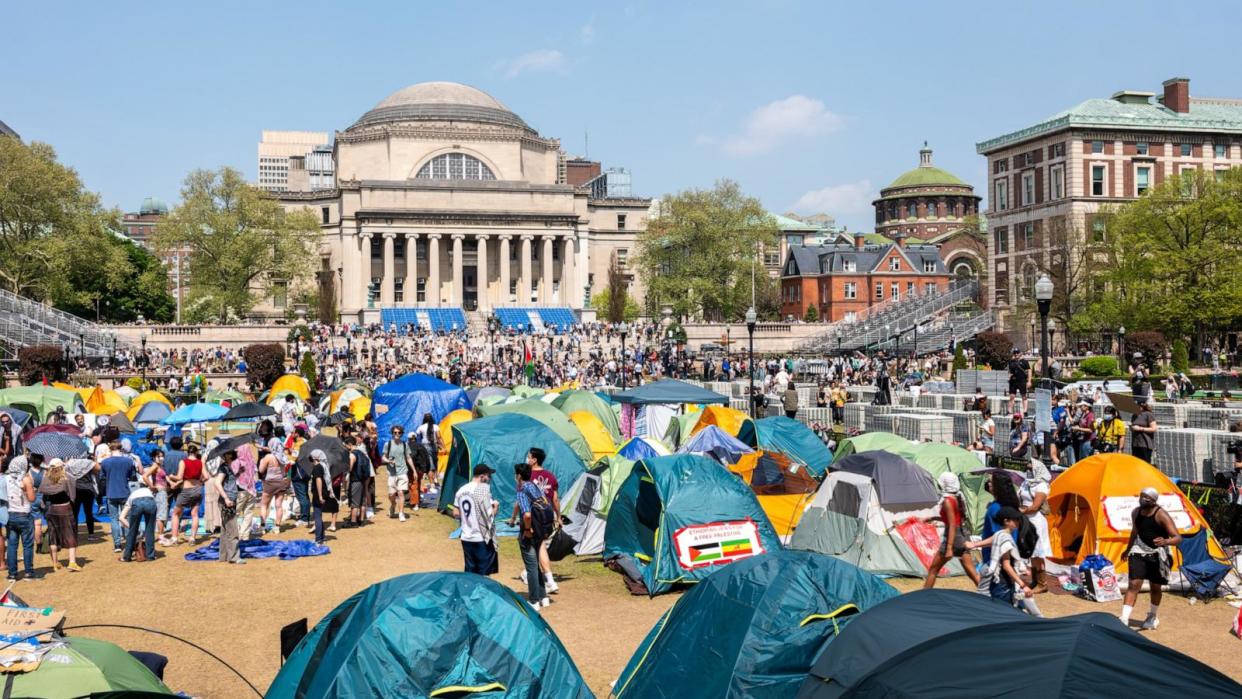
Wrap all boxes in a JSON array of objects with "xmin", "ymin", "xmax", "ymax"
[{"xmin": 0, "ymin": 288, "xmax": 124, "ymax": 362}]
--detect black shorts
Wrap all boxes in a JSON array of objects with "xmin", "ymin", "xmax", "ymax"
[
  {"xmin": 1008, "ymin": 381, "xmax": 1026, "ymax": 397},
  {"xmin": 462, "ymin": 539, "xmax": 499, "ymax": 576},
  {"xmin": 1128, "ymin": 552, "xmax": 1168, "ymax": 585}
]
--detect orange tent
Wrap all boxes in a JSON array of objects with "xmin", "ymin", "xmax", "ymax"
[
  {"xmin": 1047, "ymin": 453, "xmax": 1225, "ymax": 572},
  {"xmin": 728, "ymin": 450, "xmax": 819, "ymax": 537},
  {"xmin": 691, "ymin": 405, "xmax": 754, "ymax": 440},
  {"xmin": 437, "ymin": 409, "xmax": 473, "ymax": 473}
]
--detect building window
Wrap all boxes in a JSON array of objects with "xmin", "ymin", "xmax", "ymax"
[
  {"xmin": 394, "ymin": 279, "xmax": 404, "ymax": 303},
  {"xmin": 844, "ymin": 282, "xmax": 857, "ymax": 299},
  {"xmin": 1136, "ymin": 142, "xmax": 1149, "ymax": 155},
  {"xmin": 394, "ymin": 238, "xmax": 406, "ymax": 259},
  {"xmin": 371, "ymin": 238, "xmax": 382, "ymax": 258},
  {"xmin": 889, "ymin": 257, "xmax": 900, "ymax": 271},
  {"xmin": 994, "ymin": 159, "xmax": 1009, "ymax": 174},
  {"xmin": 414, "ymin": 153, "xmax": 497, "ymax": 181},
  {"xmin": 994, "ymin": 229, "xmax": 1008, "ymax": 254},
  {"xmin": 1092, "ymin": 140, "xmax": 1105, "ymax": 153},
  {"xmin": 1091, "ymin": 165, "xmax": 1106, "ymax": 196},
  {"xmin": 925, "ymin": 201, "xmax": 937, "ymax": 218},
  {"xmin": 416, "ymin": 278, "xmax": 426, "ymax": 302},
  {"xmin": 923, "ymin": 260, "xmax": 935, "ymax": 273},
  {"xmin": 1092, "ymin": 219, "xmax": 1107, "ymax": 242},
  {"xmin": 1217, "ymin": 168, "xmax": 1229, "ymax": 182},
  {"xmin": 1051, "ymin": 165, "xmax": 1064, "ymax": 200},
  {"xmin": 1136, "ymin": 166, "xmax": 1151, "ymax": 195},
  {"xmin": 1180, "ymin": 167, "xmax": 1196, "ymax": 196},
  {"xmin": 788, "ymin": 235, "xmax": 803, "ymax": 247},
  {"xmin": 272, "ymin": 281, "xmax": 288, "ymax": 309},
  {"xmin": 925, "ymin": 282, "xmax": 936, "ymax": 295},
  {"xmin": 1023, "ymin": 222, "xmax": 1034, "ymax": 247},
  {"xmin": 321, "ymin": 207, "xmax": 330, "ymax": 224},
  {"xmin": 1021, "ymin": 173, "xmax": 1034, "ymax": 206},
  {"xmin": 1049, "ymin": 143, "xmax": 1065, "ymax": 158},
  {"xmin": 1021, "ymin": 266, "xmax": 1037, "ymax": 300},
  {"xmin": 995, "ymin": 180, "xmax": 1009, "ymax": 210},
  {"xmin": 1215, "ymin": 144, "xmax": 1228, "ymax": 159},
  {"xmin": 906, "ymin": 281, "xmax": 915, "ymax": 296},
  {"xmin": 617, "ymin": 214, "xmax": 627, "ymax": 230},
  {"xmin": 616, "ymin": 249, "xmax": 628, "ymax": 269},
  {"xmin": 874, "ymin": 282, "xmax": 884, "ymax": 300},
  {"xmin": 906, "ymin": 203, "xmax": 917, "ymax": 219},
  {"xmin": 890, "ymin": 282, "xmax": 900, "ymax": 299},
  {"xmin": 842, "ymin": 258, "xmax": 856, "ymax": 272},
  {"xmin": 764, "ymin": 251, "xmax": 781, "ymax": 266},
  {"xmin": 1180, "ymin": 143, "xmax": 1193, "ymax": 157}
]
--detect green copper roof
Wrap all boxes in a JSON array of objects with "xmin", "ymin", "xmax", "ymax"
[
  {"xmin": 977, "ymin": 96, "xmax": 1242, "ymax": 153},
  {"xmin": 768, "ymin": 212, "xmax": 822, "ymax": 232},
  {"xmin": 885, "ymin": 166, "xmax": 967, "ymax": 189}
]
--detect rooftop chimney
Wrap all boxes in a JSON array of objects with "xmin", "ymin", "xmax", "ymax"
[
  {"xmin": 853, "ymin": 233, "xmax": 865, "ymax": 250},
  {"xmin": 894, "ymin": 232, "xmax": 907, "ymax": 248},
  {"xmin": 1162, "ymin": 77, "xmax": 1190, "ymax": 114},
  {"xmin": 919, "ymin": 141, "xmax": 933, "ymax": 168}
]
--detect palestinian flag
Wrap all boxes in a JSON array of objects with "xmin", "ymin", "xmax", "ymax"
[
  {"xmin": 720, "ymin": 538, "xmax": 754, "ymax": 558},
  {"xmin": 688, "ymin": 542, "xmax": 722, "ymax": 563}
]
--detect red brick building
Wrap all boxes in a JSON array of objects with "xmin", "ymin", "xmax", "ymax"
[{"xmin": 780, "ymin": 233, "xmax": 951, "ymax": 321}]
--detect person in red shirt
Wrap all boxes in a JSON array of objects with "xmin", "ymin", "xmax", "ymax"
[{"xmin": 527, "ymin": 447, "xmax": 560, "ymax": 594}]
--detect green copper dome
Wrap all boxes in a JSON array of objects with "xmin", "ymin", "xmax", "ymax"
[{"xmin": 884, "ymin": 144, "xmax": 968, "ymax": 189}]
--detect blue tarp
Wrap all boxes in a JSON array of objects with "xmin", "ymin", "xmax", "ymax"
[
  {"xmin": 184, "ymin": 538, "xmax": 329, "ymax": 561},
  {"xmin": 161, "ymin": 403, "xmax": 226, "ymax": 426},
  {"xmin": 677, "ymin": 425, "xmax": 754, "ymax": 464},
  {"xmin": 611, "ymin": 379, "xmax": 728, "ymax": 405},
  {"xmin": 373, "ymin": 373, "xmax": 470, "ymax": 451}
]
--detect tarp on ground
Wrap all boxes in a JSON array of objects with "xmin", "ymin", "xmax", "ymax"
[
  {"xmin": 604, "ymin": 454, "xmax": 782, "ymax": 595},
  {"xmin": 0, "ymin": 385, "xmax": 84, "ymax": 421},
  {"xmin": 561, "ymin": 454, "xmax": 636, "ymax": 555},
  {"xmin": 676, "ymin": 425, "xmax": 754, "ymax": 465},
  {"xmin": 267, "ymin": 572, "xmax": 593, "ymax": 699},
  {"xmin": 615, "ymin": 551, "xmax": 898, "ymax": 699},
  {"xmin": 475, "ymin": 399, "xmax": 593, "ymax": 463},
  {"xmin": 567, "ymin": 411, "xmax": 617, "ymax": 461},
  {"xmin": 185, "ymin": 537, "xmax": 329, "ymax": 561},
  {"xmin": 754, "ymin": 416, "xmax": 832, "ymax": 477},
  {"xmin": 798, "ymin": 589, "xmax": 1242, "ymax": 698},
  {"xmin": 439, "ymin": 413, "xmax": 586, "ymax": 515},
  {"xmin": 5, "ymin": 635, "xmax": 172, "ymax": 698},
  {"xmin": 1048, "ymin": 453, "xmax": 1225, "ymax": 573},
  {"xmin": 271, "ymin": 373, "xmax": 311, "ymax": 400},
  {"xmin": 611, "ymin": 379, "xmax": 728, "ymax": 406},
  {"xmin": 616, "ymin": 436, "xmax": 670, "ymax": 462},
  {"xmin": 729, "ymin": 450, "xmax": 820, "ymax": 537},
  {"xmin": 831, "ymin": 431, "xmax": 914, "ymax": 462},
  {"xmin": 373, "ymin": 373, "xmax": 470, "ymax": 452},
  {"xmin": 553, "ymin": 389, "xmax": 622, "ymax": 443}
]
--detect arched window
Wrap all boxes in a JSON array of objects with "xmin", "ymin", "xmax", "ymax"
[
  {"xmin": 1022, "ymin": 264, "xmax": 1037, "ymax": 300},
  {"xmin": 906, "ymin": 203, "xmax": 917, "ymax": 219},
  {"xmin": 415, "ymin": 153, "xmax": 496, "ymax": 181}
]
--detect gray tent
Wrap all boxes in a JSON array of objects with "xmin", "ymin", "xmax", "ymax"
[
  {"xmin": 560, "ymin": 454, "xmax": 635, "ymax": 556},
  {"xmin": 832, "ymin": 451, "xmax": 938, "ymax": 508}
]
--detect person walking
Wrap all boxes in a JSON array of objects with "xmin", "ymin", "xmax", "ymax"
[
  {"xmin": 5, "ymin": 455, "xmax": 37, "ymax": 581},
  {"xmin": 37, "ymin": 459, "xmax": 79, "ymax": 572},
  {"xmin": 307, "ymin": 450, "xmax": 331, "ymax": 545},
  {"xmin": 452, "ymin": 464, "xmax": 499, "ymax": 576},
  {"xmin": 512, "ymin": 462, "xmax": 550, "ymax": 610},
  {"xmin": 1007, "ymin": 348, "xmax": 1031, "ymax": 415},
  {"xmin": 1019, "ymin": 460, "xmax": 1053, "ymax": 593},
  {"xmin": 166, "ymin": 443, "xmax": 204, "ymax": 545},
  {"xmin": 98, "ymin": 443, "xmax": 135, "ymax": 553},
  {"xmin": 411, "ymin": 413, "xmax": 440, "ymax": 509},
  {"xmin": 118, "ymin": 481, "xmax": 157, "ymax": 562},
  {"xmin": 1120, "ymin": 487, "xmax": 1182, "ymax": 630},
  {"xmin": 527, "ymin": 447, "xmax": 561, "ymax": 594},
  {"xmin": 922, "ymin": 472, "xmax": 980, "ymax": 589},
  {"xmin": 1130, "ymin": 397, "xmax": 1158, "ymax": 464},
  {"xmin": 209, "ymin": 450, "xmax": 243, "ymax": 565},
  {"xmin": 382, "ymin": 426, "xmax": 412, "ymax": 521}
]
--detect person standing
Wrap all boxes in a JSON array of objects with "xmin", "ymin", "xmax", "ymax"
[
  {"xmin": 382, "ymin": 426, "xmax": 412, "ymax": 521},
  {"xmin": 307, "ymin": 450, "xmax": 331, "ymax": 545},
  {"xmin": 411, "ymin": 413, "xmax": 440, "ymax": 509},
  {"xmin": 451, "ymin": 464, "xmax": 499, "ymax": 576},
  {"xmin": 287, "ymin": 425, "xmax": 311, "ymax": 527},
  {"xmin": 1007, "ymin": 348, "xmax": 1031, "ymax": 415},
  {"xmin": 1095, "ymin": 406, "xmax": 1127, "ymax": 453},
  {"xmin": 166, "ymin": 444, "xmax": 204, "ymax": 545},
  {"xmin": 118, "ymin": 480, "xmax": 157, "ymax": 563},
  {"xmin": 976, "ymin": 408, "xmax": 996, "ymax": 454},
  {"xmin": 5, "ymin": 455, "xmax": 37, "ymax": 581},
  {"xmin": 345, "ymin": 436, "xmax": 370, "ymax": 528},
  {"xmin": 99, "ymin": 442, "xmax": 136, "ymax": 553},
  {"xmin": 1008, "ymin": 414, "xmax": 1030, "ymax": 460},
  {"xmin": 527, "ymin": 447, "xmax": 561, "ymax": 594},
  {"xmin": 209, "ymin": 450, "xmax": 243, "ymax": 565},
  {"xmin": 831, "ymin": 382, "xmax": 848, "ymax": 426},
  {"xmin": 1120, "ymin": 487, "xmax": 1182, "ymax": 630},
  {"xmin": 1019, "ymin": 460, "xmax": 1053, "ymax": 593},
  {"xmin": 1130, "ymin": 397, "xmax": 1158, "ymax": 464},
  {"xmin": 258, "ymin": 438, "xmax": 289, "ymax": 532},
  {"xmin": 37, "ymin": 459, "xmax": 79, "ymax": 572},
  {"xmin": 279, "ymin": 395, "xmax": 298, "ymax": 434},
  {"xmin": 1070, "ymin": 400, "xmax": 1097, "ymax": 462},
  {"xmin": 922, "ymin": 472, "xmax": 980, "ymax": 589},
  {"xmin": 512, "ymin": 462, "xmax": 550, "ymax": 610},
  {"xmin": 783, "ymin": 385, "xmax": 799, "ymax": 420}
]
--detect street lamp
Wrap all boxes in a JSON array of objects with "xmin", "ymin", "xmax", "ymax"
[
  {"xmin": 1029, "ymin": 319, "xmax": 1036, "ymax": 352},
  {"xmin": 835, "ymin": 328, "xmax": 842, "ymax": 356},
  {"xmin": 1118, "ymin": 325, "xmax": 1127, "ymax": 371},
  {"xmin": 618, "ymin": 321, "xmax": 630, "ymax": 388},
  {"xmin": 746, "ymin": 307, "xmax": 757, "ymax": 418},
  {"xmin": 1035, "ymin": 274, "xmax": 1054, "ymax": 382},
  {"xmin": 1048, "ymin": 319, "xmax": 1057, "ymax": 356},
  {"xmin": 487, "ymin": 313, "xmax": 499, "ymax": 365},
  {"xmin": 140, "ymin": 333, "xmax": 148, "ymax": 386}
]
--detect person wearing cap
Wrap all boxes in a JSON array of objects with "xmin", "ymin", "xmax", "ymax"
[
  {"xmin": 1007, "ymin": 348, "xmax": 1031, "ymax": 416},
  {"xmin": 1069, "ymin": 399, "xmax": 1096, "ymax": 462},
  {"xmin": 1129, "ymin": 397, "xmax": 1157, "ymax": 464},
  {"xmin": 922, "ymin": 472, "xmax": 980, "ymax": 590},
  {"xmin": 451, "ymin": 464, "xmax": 499, "ymax": 576},
  {"xmin": 1120, "ymin": 486, "xmax": 1182, "ymax": 630}
]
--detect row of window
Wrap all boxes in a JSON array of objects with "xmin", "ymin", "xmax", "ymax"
[
  {"xmin": 787, "ymin": 281, "xmax": 939, "ymax": 303},
  {"xmin": 365, "ymin": 277, "xmax": 559, "ymax": 304},
  {"xmin": 883, "ymin": 200, "xmax": 974, "ymax": 221},
  {"xmin": 1091, "ymin": 141, "xmax": 1231, "ymax": 158},
  {"xmin": 366, "ymin": 238, "xmax": 566, "ymax": 262}
]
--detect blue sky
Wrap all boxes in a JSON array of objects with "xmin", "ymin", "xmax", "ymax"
[{"xmin": 4, "ymin": 1, "xmax": 1239, "ymax": 231}]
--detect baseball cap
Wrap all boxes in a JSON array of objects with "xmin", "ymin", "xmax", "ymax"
[
  {"xmin": 1012, "ymin": 348, "xmax": 1021, "ymax": 354},
  {"xmin": 473, "ymin": 463, "xmax": 496, "ymax": 477},
  {"xmin": 996, "ymin": 506, "xmax": 1023, "ymax": 522}
]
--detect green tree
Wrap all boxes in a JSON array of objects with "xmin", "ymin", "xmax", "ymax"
[
  {"xmin": 299, "ymin": 350, "xmax": 317, "ymax": 389},
  {"xmin": 591, "ymin": 288, "xmax": 640, "ymax": 322},
  {"xmin": 1171, "ymin": 339, "xmax": 1189, "ymax": 373},
  {"xmin": 56, "ymin": 236, "xmax": 175, "ymax": 323},
  {"xmin": 637, "ymin": 180, "xmax": 778, "ymax": 321},
  {"xmin": 803, "ymin": 305, "xmax": 819, "ymax": 323},
  {"xmin": 606, "ymin": 258, "xmax": 629, "ymax": 323},
  {"xmin": 953, "ymin": 343, "xmax": 967, "ymax": 376},
  {"xmin": 155, "ymin": 167, "xmax": 319, "ymax": 321}
]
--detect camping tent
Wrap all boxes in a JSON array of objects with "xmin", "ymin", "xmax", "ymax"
[
  {"xmin": 438, "ymin": 413, "xmax": 586, "ymax": 515},
  {"xmin": 204, "ymin": 388, "xmax": 246, "ymax": 406},
  {"xmin": 553, "ymin": 390, "xmax": 622, "ymax": 443},
  {"xmin": 6, "ymin": 635, "xmax": 172, "ymax": 698},
  {"xmin": 676, "ymin": 425, "xmax": 754, "ymax": 465},
  {"xmin": 614, "ymin": 551, "xmax": 897, "ymax": 699},
  {"xmin": 437, "ymin": 409, "xmax": 473, "ymax": 473},
  {"xmin": 831, "ymin": 431, "xmax": 914, "ymax": 462},
  {"xmin": 832, "ymin": 451, "xmax": 939, "ymax": 508},
  {"xmin": 130, "ymin": 401, "xmax": 172, "ymax": 427},
  {"xmin": 468, "ymin": 386, "xmax": 512, "ymax": 407},
  {"xmin": 270, "ymin": 374, "xmax": 311, "ymax": 400},
  {"xmin": 729, "ymin": 450, "xmax": 820, "ymax": 537},
  {"xmin": 661, "ymin": 409, "xmax": 702, "ymax": 450},
  {"xmin": 126, "ymin": 390, "xmax": 172, "ymax": 419},
  {"xmin": 753, "ymin": 416, "xmax": 832, "ymax": 477},
  {"xmin": 903, "ymin": 442, "xmax": 991, "ymax": 533},
  {"xmin": 78, "ymin": 386, "xmax": 128, "ymax": 415},
  {"xmin": 616, "ymin": 436, "xmax": 670, "ymax": 462},
  {"xmin": 475, "ymin": 399, "xmax": 594, "ymax": 463},
  {"xmin": 798, "ymin": 589, "xmax": 1242, "ymax": 698},
  {"xmin": 690, "ymin": 405, "xmax": 756, "ymax": 444},
  {"xmin": 560, "ymin": 454, "xmax": 636, "ymax": 555},
  {"xmin": 373, "ymin": 373, "xmax": 470, "ymax": 451},
  {"xmin": 567, "ymin": 411, "xmax": 616, "ymax": 461},
  {"xmin": 1048, "ymin": 453, "xmax": 1226, "ymax": 573},
  {"xmin": 0, "ymin": 386, "xmax": 83, "ymax": 421},
  {"xmin": 611, "ymin": 379, "xmax": 728, "ymax": 406},
  {"xmin": 603, "ymin": 454, "xmax": 782, "ymax": 595},
  {"xmin": 268, "ymin": 572, "xmax": 593, "ymax": 699},
  {"xmin": 789, "ymin": 470, "xmax": 957, "ymax": 577}
]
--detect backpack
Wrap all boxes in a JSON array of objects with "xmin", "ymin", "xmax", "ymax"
[
  {"xmin": 524, "ymin": 483, "xmax": 556, "ymax": 540},
  {"xmin": 1016, "ymin": 515, "xmax": 1039, "ymax": 559}
]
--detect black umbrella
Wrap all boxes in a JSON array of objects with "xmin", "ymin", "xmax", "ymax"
[
  {"xmin": 207, "ymin": 433, "xmax": 260, "ymax": 462},
  {"xmin": 296, "ymin": 434, "xmax": 349, "ymax": 480},
  {"xmin": 24, "ymin": 432, "xmax": 89, "ymax": 461},
  {"xmin": 221, "ymin": 402, "xmax": 276, "ymax": 421},
  {"xmin": 322, "ymin": 411, "xmax": 352, "ymax": 427}
]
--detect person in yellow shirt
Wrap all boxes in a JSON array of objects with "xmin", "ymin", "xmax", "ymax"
[
  {"xmin": 830, "ymin": 383, "xmax": 848, "ymax": 425},
  {"xmin": 1094, "ymin": 406, "xmax": 1127, "ymax": 453}
]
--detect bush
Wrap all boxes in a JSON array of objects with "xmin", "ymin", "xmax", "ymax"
[
  {"xmin": 1080, "ymin": 356, "xmax": 1119, "ymax": 377},
  {"xmin": 299, "ymin": 351, "xmax": 317, "ymax": 390},
  {"xmin": 974, "ymin": 332, "xmax": 1013, "ymax": 370},
  {"xmin": 242, "ymin": 343, "xmax": 286, "ymax": 390},
  {"xmin": 18, "ymin": 345, "xmax": 66, "ymax": 385},
  {"xmin": 287, "ymin": 325, "xmax": 313, "ymax": 345},
  {"xmin": 1125, "ymin": 330, "xmax": 1166, "ymax": 365},
  {"xmin": 803, "ymin": 305, "xmax": 819, "ymax": 323},
  {"xmin": 952, "ymin": 344, "xmax": 967, "ymax": 377},
  {"xmin": 1171, "ymin": 339, "xmax": 1189, "ymax": 373},
  {"xmin": 125, "ymin": 376, "xmax": 146, "ymax": 391}
]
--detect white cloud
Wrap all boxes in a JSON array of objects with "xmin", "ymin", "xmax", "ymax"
[
  {"xmin": 580, "ymin": 21, "xmax": 595, "ymax": 44},
  {"xmin": 792, "ymin": 179, "xmax": 874, "ymax": 215},
  {"xmin": 495, "ymin": 49, "xmax": 567, "ymax": 78},
  {"xmin": 722, "ymin": 95, "xmax": 842, "ymax": 156}
]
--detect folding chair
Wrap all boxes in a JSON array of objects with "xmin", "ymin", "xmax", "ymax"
[{"xmin": 1175, "ymin": 528, "xmax": 1237, "ymax": 601}]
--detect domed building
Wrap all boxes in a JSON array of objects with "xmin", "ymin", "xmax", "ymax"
[{"xmin": 275, "ymin": 81, "xmax": 650, "ymax": 324}]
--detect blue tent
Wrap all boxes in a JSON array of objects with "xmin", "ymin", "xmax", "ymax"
[
  {"xmin": 438, "ymin": 414, "xmax": 586, "ymax": 515},
  {"xmin": 131, "ymin": 401, "xmax": 172, "ymax": 427},
  {"xmin": 676, "ymin": 425, "xmax": 754, "ymax": 464},
  {"xmin": 614, "ymin": 551, "xmax": 898, "ymax": 699},
  {"xmin": 611, "ymin": 379, "xmax": 728, "ymax": 405},
  {"xmin": 604, "ymin": 454, "xmax": 782, "ymax": 596},
  {"xmin": 160, "ymin": 402, "xmax": 226, "ymax": 426},
  {"xmin": 616, "ymin": 437, "xmax": 669, "ymax": 462},
  {"xmin": 267, "ymin": 572, "xmax": 593, "ymax": 699},
  {"xmin": 753, "ymin": 416, "xmax": 832, "ymax": 477},
  {"xmin": 373, "ymin": 373, "xmax": 470, "ymax": 451}
]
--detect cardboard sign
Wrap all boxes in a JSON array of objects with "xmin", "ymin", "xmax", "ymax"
[
  {"xmin": 1102, "ymin": 495, "xmax": 1193, "ymax": 532},
  {"xmin": 1034, "ymin": 389, "xmax": 1052, "ymax": 433},
  {"xmin": 0, "ymin": 606, "xmax": 63, "ymax": 637},
  {"xmin": 673, "ymin": 519, "xmax": 765, "ymax": 570}
]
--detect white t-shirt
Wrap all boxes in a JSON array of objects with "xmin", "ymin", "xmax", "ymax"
[
  {"xmin": 988, "ymin": 526, "xmax": 1019, "ymax": 582},
  {"xmin": 127, "ymin": 486, "xmax": 154, "ymax": 503},
  {"xmin": 453, "ymin": 481, "xmax": 495, "ymax": 543}
]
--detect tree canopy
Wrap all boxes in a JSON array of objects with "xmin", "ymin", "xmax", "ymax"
[
  {"xmin": 155, "ymin": 167, "xmax": 319, "ymax": 322},
  {"xmin": 636, "ymin": 179, "xmax": 778, "ymax": 322}
]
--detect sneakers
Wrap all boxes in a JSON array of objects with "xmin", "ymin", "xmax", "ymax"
[
  {"xmin": 540, "ymin": 597, "xmax": 552, "ymax": 608},
  {"xmin": 399, "ymin": 513, "xmax": 407, "ymax": 522},
  {"xmin": 520, "ymin": 569, "xmax": 528, "ymax": 584},
  {"xmin": 67, "ymin": 562, "xmax": 82, "ymax": 572},
  {"xmin": 546, "ymin": 578, "xmax": 560, "ymax": 594},
  {"xmin": 529, "ymin": 601, "xmax": 541, "ymax": 613},
  {"xmin": 1140, "ymin": 616, "xmax": 1160, "ymax": 631},
  {"xmin": 113, "ymin": 547, "xmax": 122, "ymax": 554}
]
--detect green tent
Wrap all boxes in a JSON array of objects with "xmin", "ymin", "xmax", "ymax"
[
  {"xmin": 0, "ymin": 385, "xmax": 84, "ymax": 420},
  {"xmin": 903, "ymin": 442, "xmax": 992, "ymax": 533},
  {"xmin": 438, "ymin": 413, "xmax": 587, "ymax": 515},
  {"xmin": 475, "ymin": 399, "xmax": 593, "ymax": 463},
  {"xmin": 552, "ymin": 390, "xmax": 622, "ymax": 443},
  {"xmin": 560, "ymin": 454, "xmax": 636, "ymax": 555},
  {"xmin": 603, "ymin": 454, "xmax": 783, "ymax": 596},
  {"xmin": 753, "ymin": 416, "xmax": 833, "ymax": 477},
  {"xmin": 511, "ymin": 385, "xmax": 545, "ymax": 399},
  {"xmin": 614, "ymin": 551, "xmax": 897, "ymax": 699},
  {"xmin": 204, "ymin": 389, "xmax": 246, "ymax": 405},
  {"xmin": 268, "ymin": 572, "xmax": 593, "ymax": 699},
  {"xmin": 9, "ymin": 636, "xmax": 171, "ymax": 698},
  {"xmin": 831, "ymin": 432, "xmax": 913, "ymax": 462},
  {"xmin": 661, "ymin": 409, "xmax": 702, "ymax": 450}
]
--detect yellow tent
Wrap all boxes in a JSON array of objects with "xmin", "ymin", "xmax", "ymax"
[
  {"xmin": 348, "ymin": 396, "xmax": 372, "ymax": 422},
  {"xmin": 568, "ymin": 410, "xmax": 617, "ymax": 462},
  {"xmin": 691, "ymin": 405, "xmax": 753, "ymax": 439},
  {"xmin": 126, "ymin": 390, "xmax": 173, "ymax": 420},
  {"xmin": 53, "ymin": 382, "xmax": 78, "ymax": 391},
  {"xmin": 438, "ymin": 409, "xmax": 474, "ymax": 473},
  {"xmin": 80, "ymin": 387, "xmax": 128, "ymax": 415},
  {"xmin": 271, "ymin": 374, "xmax": 311, "ymax": 400},
  {"xmin": 329, "ymin": 387, "xmax": 367, "ymax": 414},
  {"xmin": 728, "ymin": 450, "xmax": 819, "ymax": 537}
]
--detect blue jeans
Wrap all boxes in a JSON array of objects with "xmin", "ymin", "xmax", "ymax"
[
  {"xmin": 108, "ymin": 498, "xmax": 128, "ymax": 549},
  {"xmin": 6, "ymin": 513, "xmax": 34, "ymax": 577},
  {"xmin": 123, "ymin": 497, "xmax": 157, "ymax": 561},
  {"xmin": 292, "ymin": 480, "xmax": 310, "ymax": 524},
  {"xmin": 311, "ymin": 504, "xmax": 324, "ymax": 544},
  {"xmin": 519, "ymin": 536, "xmax": 546, "ymax": 603}
]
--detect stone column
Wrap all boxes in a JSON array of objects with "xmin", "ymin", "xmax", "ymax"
[
  {"xmin": 358, "ymin": 231, "xmax": 374, "ymax": 309},
  {"xmin": 561, "ymin": 236, "xmax": 576, "ymax": 306},
  {"xmin": 498, "ymin": 235, "xmax": 512, "ymax": 307},
  {"xmin": 451, "ymin": 234, "xmax": 465, "ymax": 308},
  {"xmin": 519, "ymin": 235, "xmax": 533, "ymax": 305},
  {"xmin": 428, "ymin": 234, "xmax": 442, "ymax": 307},
  {"xmin": 381, "ymin": 232, "xmax": 396, "ymax": 305},
  {"xmin": 541, "ymin": 236, "xmax": 554, "ymax": 304},
  {"xmin": 404, "ymin": 233, "xmax": 419, "ymax": 306},
  {"xmin": 476, "ymin": 234, "xmax": 489, "ymax": 311}
]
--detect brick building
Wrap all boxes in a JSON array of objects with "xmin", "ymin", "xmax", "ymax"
[
  {"xmin": 977, "ymin": 77, "xmax": 1242, "ymax": 335},
  {"xmin": 779, "ymin": 233, "xmax": 950, "ymax": 322}
]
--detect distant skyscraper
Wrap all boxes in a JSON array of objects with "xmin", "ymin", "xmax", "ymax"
[{"xmin": 257, "ymin": 131, "xmax": 331, "ymax": 192}]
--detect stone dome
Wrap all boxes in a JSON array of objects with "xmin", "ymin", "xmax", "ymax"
[
  {"xmin": 349, "ymin": 81, "xmax": 532, "ymax": 132},
  {"xmin": 882, "ymin": 143, "xmax": 970, "ymax": 192}
]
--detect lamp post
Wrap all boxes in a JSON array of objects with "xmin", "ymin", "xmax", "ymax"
[
  {"xmin": 1035, "ymin": 274, "xmax": 1054, "ymax": 383},
  {"xmin": 140, "ymin": 333, "xmax": 148, "ymax": 386},
  {"xmin": 836, "ymin": 329, "xmax": 842, "ymax": 357},
  {"xmin": 885, "ymin": 323, "xmax": 891, "ymax": 358},
  {"xmin": 1029, "ymin": 319, "xmax": 1036, "ymax": 352},
  {"xmin": 1118, "ymin": 325, "xmax": 1126, "ymax": 372},
  {"xmin": 618, "ymin": 321, "xmax": 629, "ymax": 388},
  {"xmin": 912, "ymin": 322, "xmax": 918, "ymax": 359},
  {"xmin": 746, "ymin": 307, "xmax": 757, "ymax": 418},
  {"xmin": 1048, "ymin": 319, "xmax": 1056, "ymax": 356},
  {"xmin": 487, "ymin": 313, "xmax": 499, "ymax": 365}
]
